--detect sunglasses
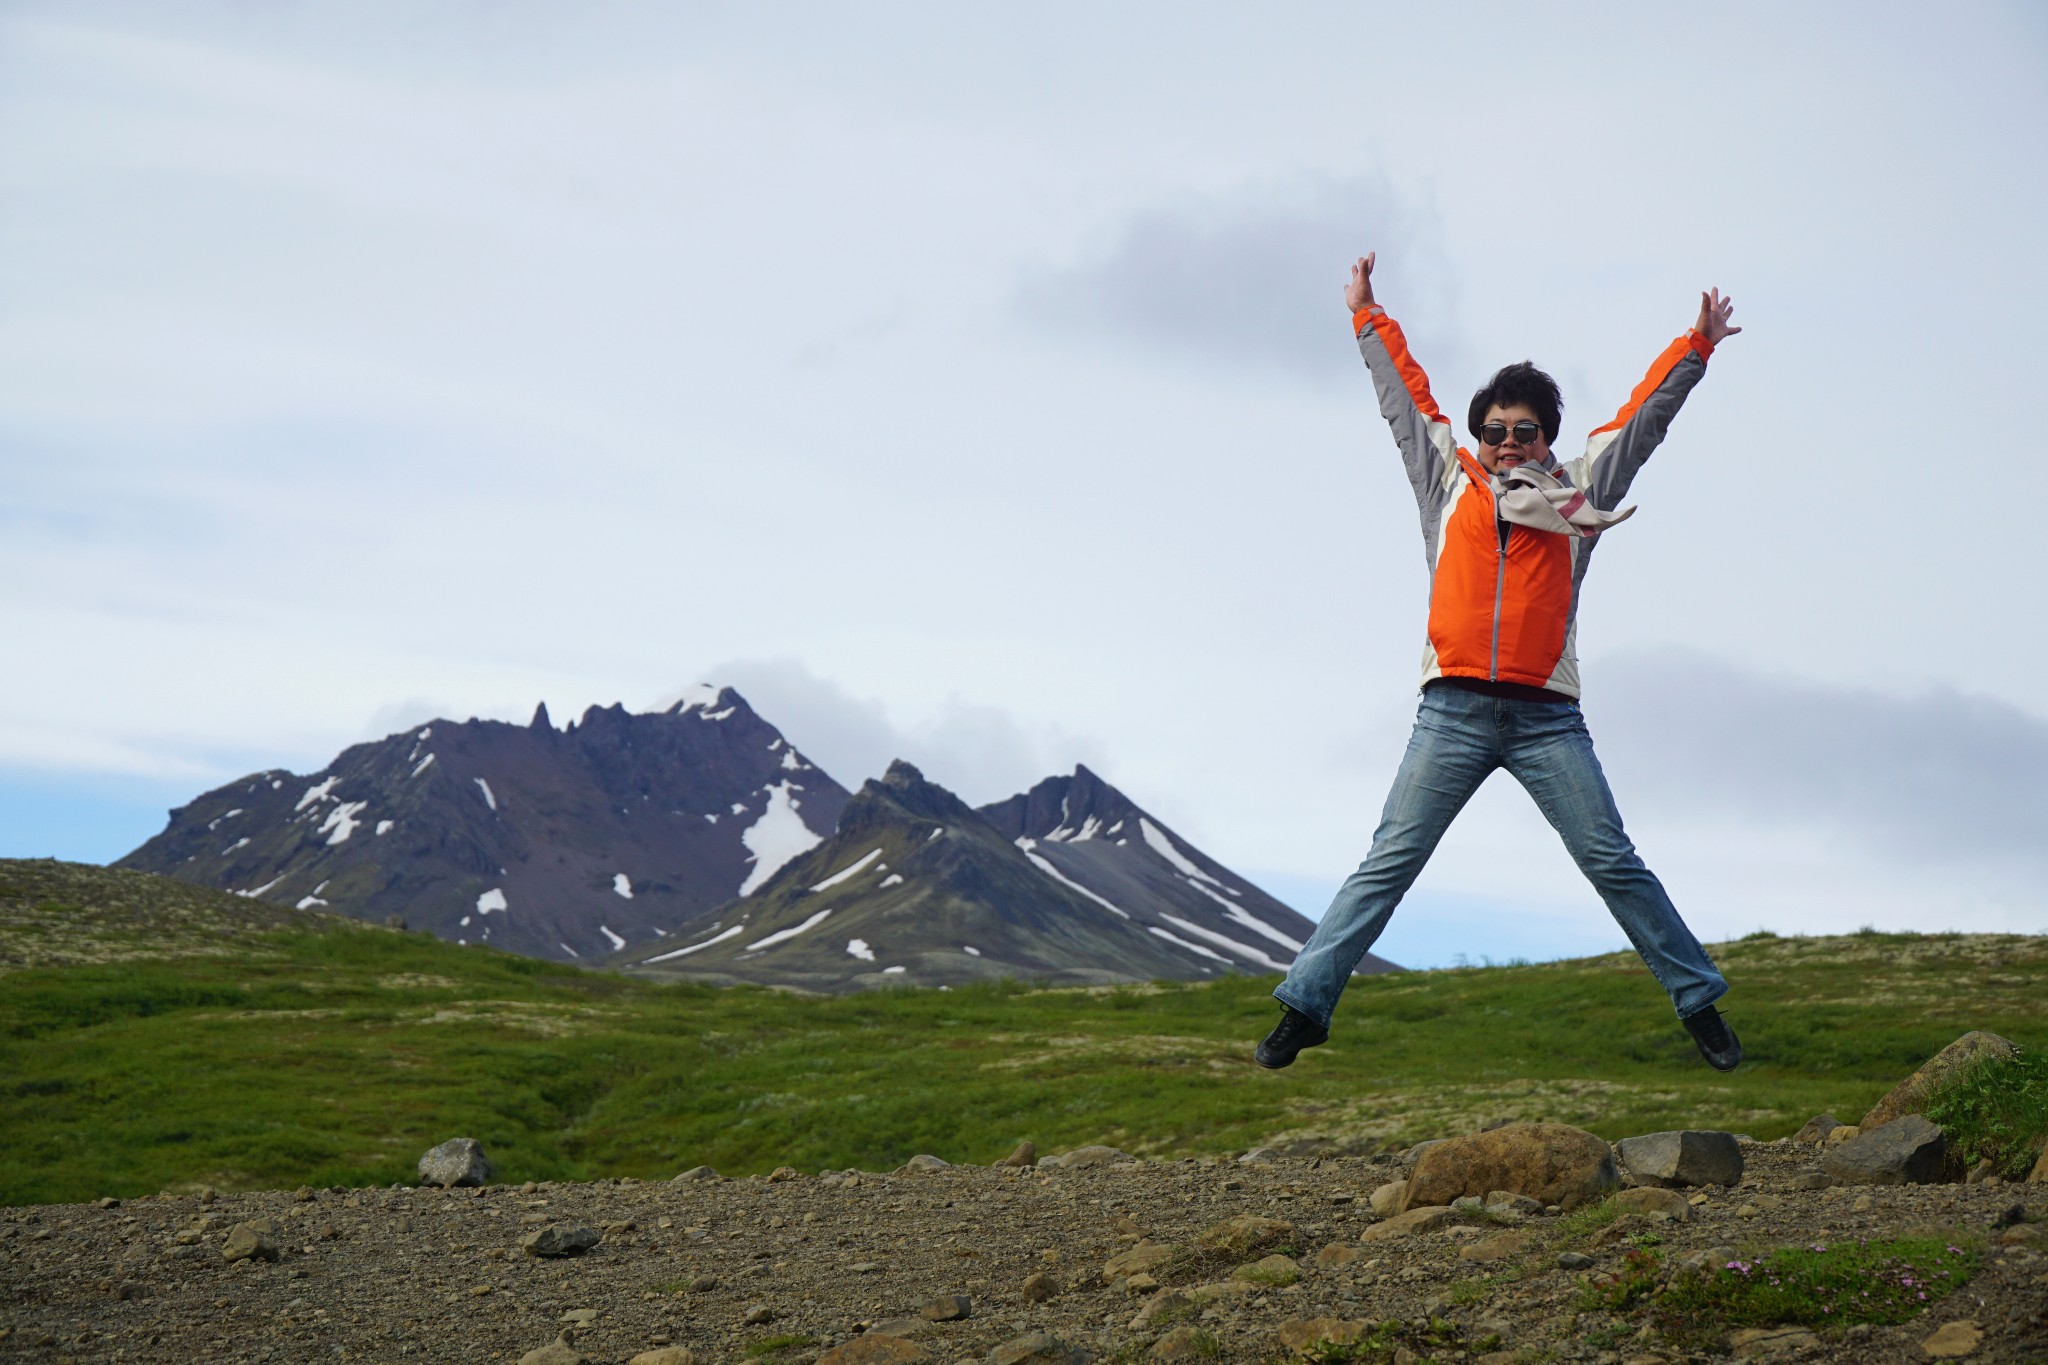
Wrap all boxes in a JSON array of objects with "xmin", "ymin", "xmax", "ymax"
[{"xmin": 1478, "ymin": 420, "xmax": 1543, "ymax": 447}]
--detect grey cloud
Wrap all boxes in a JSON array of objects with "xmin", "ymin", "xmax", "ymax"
[
  {"xmin": 1591, "ymin": 651, "xmax": 2048, "ymax": 873},
  {"xmin": 1015, "ymin": 173, "xmax": 1464, "ymax": 386},
  {"xmin": 661, "ymin": 658, "xmax": 1102, "ymax": 807}
]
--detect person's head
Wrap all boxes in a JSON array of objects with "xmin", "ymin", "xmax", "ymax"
[{"xmin": 1467, "ymin": 361, "xmax": 1562, "ymax": 474}]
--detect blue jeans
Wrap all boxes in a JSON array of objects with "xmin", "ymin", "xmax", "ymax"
[{"xmin": 1274, "ymin": 684, "xmax": 1727, "ymax": 1027}]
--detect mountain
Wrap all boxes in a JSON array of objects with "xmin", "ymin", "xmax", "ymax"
[
  {"xmin": 116, "ymin": 687, "xmax": 848, "ymax": 962},
  {"xmin": 979, "ymin": 763, "xmax": 1401, "ymax": 979},
  {"xmin": 615, "ymin": 760, "xmax": 1399, "ymax": 990}
]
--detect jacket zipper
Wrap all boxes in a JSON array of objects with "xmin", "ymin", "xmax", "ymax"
[{"xmin": 1489, "ymin": 513, "xmax": 1508, "ymax": 681}]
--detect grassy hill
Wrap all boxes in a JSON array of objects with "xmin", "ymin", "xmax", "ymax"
[{"xmin": 4, "ymin": 857, "xmax": 2045, "ymax": 1206}]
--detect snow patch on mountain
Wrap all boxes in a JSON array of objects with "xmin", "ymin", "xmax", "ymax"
[
  {"xmin": 737, "ymin": 781, "xmax": 823, "ymax": 896},
  {"xmin": 1155, "ymin": 911, "xmax": 1289, "ymax": 971},
  {"xmin": 1016, "ymin": 838, "xmax": 1131, "ymax": 919},
  {"xmin": 810, "ymin": 847, "xmax": 884, "ymax": 892},
  {"xmin": 599, "ymin": 925, "xmax": 626, "ymax": 951},
  {"xmin": 295, "ymin": 776, "xmax": 339, "ymax": 812},
  {"xmin": 320, "ymin": 801, "xmax": 367, "ymax": 845},
  {"xmin": 476, "ymin": 888, "xmax": 507, "ymax": 915},
  {"xmin": 747, "ymin": 907, "xmax": 833, "ymax": 951},
  {"xmin": 645, "ymin": 923, "xmax": 745, "ymax": 962},
  {"xmin": 613, "ymin": 873, "xmax": 633, "ymax": 898},
  {"xmin": 846, "ymin": 938, "xmax": 875, "ymax": 961},
  {"xmin": 475, "ymin": 778, "xmax": 497, "ymax": 811}
]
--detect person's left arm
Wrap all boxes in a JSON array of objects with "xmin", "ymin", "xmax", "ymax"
[{"xmin": 1571, "ymin": 288, "xmax": 1740, "ymax": 508}]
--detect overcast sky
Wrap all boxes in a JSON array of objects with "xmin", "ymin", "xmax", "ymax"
[{"xmin": 4, "ymin": 2, "xmax": 2044, "ymax": 968}]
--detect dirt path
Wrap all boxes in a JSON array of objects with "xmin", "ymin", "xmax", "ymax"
[{"xmin": 2, "ymin": 1142, "xmax": 2042, "ymax": 1363}]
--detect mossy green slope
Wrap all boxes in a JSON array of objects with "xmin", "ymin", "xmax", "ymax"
[{"xmin": 4, "ymin": 859, "xmax": 2045, "ymax": 1206}]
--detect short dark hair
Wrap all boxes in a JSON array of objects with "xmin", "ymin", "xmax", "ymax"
[{"xmin": 1468, "ymin": 361, "xmax": 1563, "ymax": 446}]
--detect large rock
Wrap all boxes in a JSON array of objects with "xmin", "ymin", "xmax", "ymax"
[
  {"xmin": 1367, "ymin": 1180, "xmax": 1406, "ymax": 1216},
  {"xmin": 1821, "ymin": 1115, "xmax": 1947, "ymax": 1185},
  {"xmin": 1859, "ymin": 1031, "xmax": 2018, "ymax": 1131},
  {"xmin": 418, "ymin": 1137, "xmax": 494, "ymax": 1188},
  {"xmin": 992, "ymin": 1141, "xmax": 1036, "ymax": 1168},
  {"xmin": 1615, "ymin": 1130, "xmax": 1743, "ymax": 1188},
  {"xmin": 628, "ymin": 1351, "xmax": 696, "ymax": 1365},
  {"xmin": 519, "ymin": 1337, "xmax": 587, "ymax": 1365},
  {"xmin": 1402, "ymin": 1123, "xmax": 1618, "ymax": 1211},
  {"xmin": 2030, "ymin": 1146, "xmax": 2048, "ymax": 1184}
]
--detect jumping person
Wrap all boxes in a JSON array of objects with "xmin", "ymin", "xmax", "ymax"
[{"xmin": 1256, "ymin": 251, "xmax": 1743, "ymax": 1073}]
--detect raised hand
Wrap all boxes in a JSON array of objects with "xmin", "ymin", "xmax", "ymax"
[
  {"xmin": 1695, "ymin": 287, "xmax": 1741, "ymax": 345},
  {"xmin": 1345, "ymin": 253, "xmax": 1377, "ymax": 314}
]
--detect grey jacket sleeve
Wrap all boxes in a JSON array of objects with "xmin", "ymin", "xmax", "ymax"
[
  {"xmin": 1569, "ymin": 334, "xmax": 1712, "ymax": 510},
  {"xmin": 1356, "ymin": 309, "xmax": 1460, "ymax": 529}
]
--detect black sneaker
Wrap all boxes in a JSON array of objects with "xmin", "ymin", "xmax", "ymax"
[
  {"xmin": 1255, "ymin": 1006, "xmax": 1329, "ymax": 1069},
  {"xmin": 1682, "ymin": 1005, "xmax": 1742, "ymax": 1072}
]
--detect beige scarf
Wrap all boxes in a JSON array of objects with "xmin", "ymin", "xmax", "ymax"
[{"xmin": 1491, "ymin": 462, "xmax": 1634, "ymax": 538}]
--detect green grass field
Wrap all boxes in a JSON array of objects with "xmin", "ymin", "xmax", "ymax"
[{"xmin": 3, "ymin": 859, "xmax": 2045, "ymax": 1206}]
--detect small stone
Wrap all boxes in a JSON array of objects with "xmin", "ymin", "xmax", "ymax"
[
  {"xmin": 221, "ymin": 1220, "xmax": 280, "ymax": 1263},
  {"xmin": 1368, "ymin": 1180, "xmax": 1407, "ymax": 1216},
  {"xmin": 1614, "ymin": 1130, "xmax": 1744, "ymax": 1188},
  {"xmin": 1147, "ymin": 1326, "xmax": 1209, "ymax": 1360},
  {"xmin": 919, "ymin": 1294, "xmax": 972, "ymax": 1321},
  {"xmin": 993, "ymin": 1141, "xmax": 1037, "ymax": 1168},
  {"xmin": 1230, "ymin": 1253, "xmax": 1301, "ymax": 1287},
  {"xmin": 1275, "ymin": 1317, "xmax": 1370, "ymax": 1353},
  {"xmin": 768, "ymin": 1166, "xmax": 801, "ymax": 1183},
  {"xmin": 1195, "ymin": 1214, "xmax": 1292, "ymax": 1255},
  {"xmin": 1019, "ymin": 1271, "xmax": 1059, "ymax": 1302},
  {"xmin": 629, "ymin": 1350, "xmax": 697, "ymax": 1365},
  {"xmin": 1103, "ymin": 1241, "xmax": 1178, "ymax": 1283},
  {"xmin": 1791, "ymin": 1172, "xmax": 1831, "ymax": 1191},
  {"xmin": 1313, "ymin": 1243, "xmax": 1362, "ymax": 1268},
  {"xmin": 819, "ymin": 1337, "xmax": 929, "ymax": 1365},
  {"xmin": 1791, "ymin": 1114, "xmax": 1841, "ymax": 1144},
  {"xmin": 1556, "ymin": 1252, "xmax": 1595, "ymax": 1270},
  {"xmin": 1920, "ymin": 1319, "xmax": 1983, "ymax": 1358},
  {"xmin": 849, "ymin": 1262, "xmax": 882, "ymax": 1274},
  {"xmin": 986, "ymin": 1331, "xmax": 1089, "ymax": 1365},
  {"xmin": 95, "ymin": 1196, "xmax": 120, "ymax": 1210},
  {"xmin": 560, "ymin": 1309, "xmax": 600, "ymax": 1326},
  {"xmin": 1826, "ymin": 1125, "xmax": 1859, "ymax": 1145},
  {"xmin": 2002, "ymin": 1225, "xmax": 2043, "ymax": 1247},
  {"xmin": 2029, "ymin": 1146, "xmax": 2048, "ymax": 1183},
  {"xmin": 688, "ymin": 1274, "xmax": 718, "ymax": 1291},
  {"xmin": 1484, "ymin": 1191, "xmax": 1542, "ymax": 1215},
  {"xmin": 744, "ymin": 1304, "xmax": 776, "ymax": 1325},
  {"xmin": 1852, "ymin": 1195, "xmax": 1875, "ymax": 1212},
  {"xmin": 294, "ymin": 1185, "xmax": 314, "ymax": 1202},
  {"xmin": 1327, "ymin": 1192, "xmax": 1353, "ymax": 1204},
  {"xmin": 518, "ymin": 1335, "xmax": 588, "ymax": 1365},
  {"xmin": 865, "ymin": 1318, "xmax": 936, "ymax": 1340},
  {"xmin": 1611, "ymin": 1187, "xmax": 1691, "ymax": 1221},
  {"xmin": 197, "ymin": 1186, "xmax": 218, "ymax": 1204},
  {"xmin": 521, "ymin": 1223, "xmax": 601, "ymax": 1258},
  {"xmin": 1457, "ymin": 1231, "xmax": 1532, "ymax": 1262},
  {"xmin": 1039, "ymin": 1145, "xmax": 1131, "ymax": 1170},
  {"xmin": 1360, "ymin": 1206, "xmax": 1459, "ymax": 1240},
  {"xmin": 673, "ymin": 1166, "xmax": 721, "ymax": 1183},
  {"xmin": 901, "ymin": 1154, "xmax": 951, "ymax": 1174},
  {"xmin": 417, "ymin": 1137, "xmax": 494, "ymax": 1188},
  {"xmin": 1130, "ymin": 1291, "xmax": 1194, "ymax": 1328},
  {"xmin": 1729, "ymin": 1326, "xmax": 1819, "ymax": 1358},
  {"xmin": 604, "ymin": 1220, "xmax": 637, "ymax": 1236},
  {"xmin": 1238, "ymin": 1147, "xmax": 1278, "ymax": 1164},
  {"xmin": 1122, "ymin": 1273, "xmax": 1159, "ymax": 1295}
]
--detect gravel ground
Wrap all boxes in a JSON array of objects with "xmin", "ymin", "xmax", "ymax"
[{"xmin": 1, "ymin": 1142, "xmax": 2043, "ymax": 1364}]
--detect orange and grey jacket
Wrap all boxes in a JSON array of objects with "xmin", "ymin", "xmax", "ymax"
[{"xmin": 1355, "ymin": 305, "xmax": 1716, "ymax": 699}]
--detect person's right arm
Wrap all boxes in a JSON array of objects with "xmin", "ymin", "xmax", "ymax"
[{"xmin": 1348, "ymin": 253, "xmax": 1458, "ymax": 522}]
